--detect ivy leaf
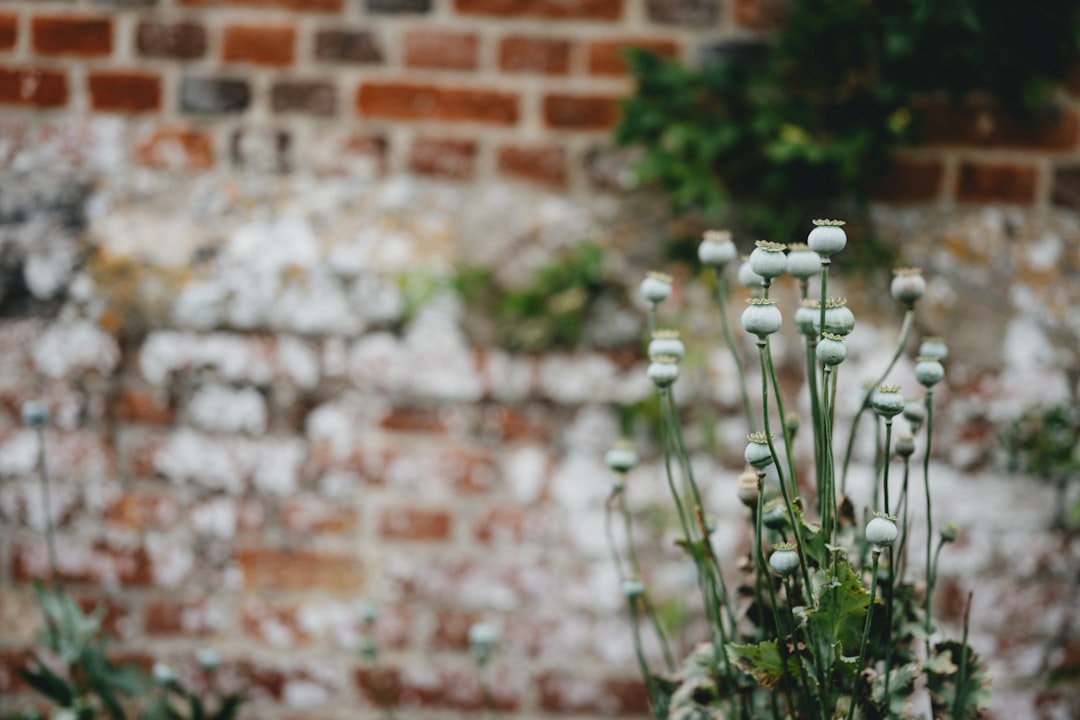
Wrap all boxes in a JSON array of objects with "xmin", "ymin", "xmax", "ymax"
[{"xmin": 927, "ymin": 641, "xmax": 991, "ymax": 720}]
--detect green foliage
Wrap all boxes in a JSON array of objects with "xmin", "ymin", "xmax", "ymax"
[
  {"xmin": 926, "ymin": 641, "xmax": 992, "ymax": 720},
  {"xmin": 13, "ymin": 582, "xmax": 243, "ymax": 720},
  {"xmin": 1000, "ymin": 403, "xmax": 1080, "ymax": 480},
  {"xmin": 616, "ymin": 0, "xmax": 1080, "ymax": 261},
  {"xmin": 454, "ymin": 241, "xmax": 615, "ymax": 351}
]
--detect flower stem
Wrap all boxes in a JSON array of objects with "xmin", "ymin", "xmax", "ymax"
[
  {"xmin": 619, "ymin": 490, "xmax": 676, "ymax": 672},
  {"xmin": 846, "ymin": 549, "xmax": 882, "ymax": 720},
  {"xmin": 34, "ymin": 425, "xmax": 62, "ymax": 590},
  {"xmin": 923, "ymin": 390, "xmax": 936, "ymax": 654},
  {"xmin": 714, "ymin": 274, "xmax": 757, "ymax": 433}
]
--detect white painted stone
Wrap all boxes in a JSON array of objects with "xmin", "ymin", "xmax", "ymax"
[
  {"xmin": 32, "ymin": 320, "xmax": 119, "ymax": 378},
  {"xmin": 188, "ymin": 385, "xmax": 268, "ymax": 435}
]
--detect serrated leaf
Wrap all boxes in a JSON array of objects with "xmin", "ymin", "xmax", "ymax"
[
  {"xmin": 806, "ymin": 557, "xmax": 872, "ymax": 655},
  {"xmin": 726, "ymin": 640, "xmax": 799, "ymax": 691}
]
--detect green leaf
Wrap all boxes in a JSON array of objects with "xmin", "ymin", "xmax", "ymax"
[
  {"xmin": 927, "ymin": 641, "xmax": 991, "ymax": 720},
  {"xmin": 209, "ymin": 695, "xmax": 246, "ymax": 720},
  {"xmin": 20, "ymin": 655, "xmax": 75, "ymax": 706},
  {"xmin": 726, "ymin": 640, "xmax": 798, "ymax": 691},
  {"xmin": 806, "ymin": 556, "xmax": 872, "ymax": 655}
]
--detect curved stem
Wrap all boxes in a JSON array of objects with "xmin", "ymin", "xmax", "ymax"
[
  {"xmin": 619, "ymin": 490, "xmax": 676, "ymax": 672},
  {"xmin": 605, "ymin": 490, "xmax": 627, "ymax": 583},
  {"xmin": 846, "ymin": 550, "xmax": 882, "ymax": 720},
  {"xmin": 627, "ymin": 596, "xmax": 664, "ymax": 719},
  {"xmin": 841, "ymin": 310, "xmax": 915, "ymax": 493},
  {"xmin": 765, "ymin": 342, "xmax": 800, "ymax": 502},
  {"xmin": 923, "ymin": 390, "xmax": 936, "ymax": 654},
  {"xmin": 714, "ymin": 275, "xmax": 757, "ymax": 433}
]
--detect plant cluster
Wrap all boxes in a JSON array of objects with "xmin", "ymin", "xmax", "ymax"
[
  {"xmin": 604, "ymin": 224, "xmax": 990, "ymax": 718},
  {"xmin": 615, "ymin": 0, "xmax": 1080, "ymax": 261},
  {"xmin": 4, "ymin": 405, "xmax": 244, "ymax": 720},
  {"xmin": 1000, "ymin": 403, "xmax": 1080, "ymax": 532}
]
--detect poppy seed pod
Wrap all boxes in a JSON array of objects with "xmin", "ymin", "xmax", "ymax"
[
  {"xmin": 903, "ymin": 400, "xmax": 925, "ymax": 431},
  {"xmin": 622, "ymin": 577, "xmax": 646, "ymax": 598},
  {"xmin": 737, "ymin": 468, "xmax": 760, "ymax": 508},
  {"xmin": 939, "ymin": 522, "xmax": 959, "ymax": 543},
  {"xmin": 748, "ymin": 241, "xmax": 788, "ymax": 279},
  {"xmin": 915, "ymin": 357, "xmax": 945, "ymax": 388},
  {"xmin": 795, "ymin": 300, "xmax": 818, "ymax": 336},
  {"xmin": 647, "ymin": 356, "xmax": 679, "ymax": 388},
  {"xmin": 648, "ymin": 329, "xmax": 685, "ymax": 361},
  {"xmin": 865, "ymin": 512, "xmax": 899, "ymax": 547},
  {"xmin": 817, "ymin": 333, "xmax": 847, "ymax": 367},
  {"xmin": 762, "ymin": 498, "xmax": 788, "ymax": 529},
  {"xmin": 823, "ymin": 297, "xmax": 855, "ymax": 336},
  {"xmin": 699, "ymin": 230, "xmax": 738, "ymax": 268},
  {"xmin": 786, "ymin": 243, "xmax": 821, "ymax": 280},
  {"xmin": 741, "ymin": 298, "xmax": 782, "ymax": 339},
  {"xmin": 896, "ymin": 433, "xmax": 916, "ymax": 458},
  {"xmin": 605, "ymin": 440, "xmax": 637, "ymax": 474},
  {"xmin": 769, "ymin": 543, "xmax": 800, "ymax": 576},
  {"xmin": 744, "ymin": 432, "xmax": 774, "ymax": 468},
  {"xmin": 919, "ymin": 336, "xmax": 948, "ymax": 361},
  {"xmin": 737, "ymin": 256, "xmax": 765, "ymax": 289},
  {"xmin": 871, "ymin": 385, "xmax": 905, "ymax": 418},
  {"xmin": 640, "ymin": 271, "xmax": 672, "ymax": 305},
  {"xmin": 807, "ymin": 219, "xmax": 847, "ymax": 258},
  {"xmin": 890, "ymin": 267, "xmax": 926, "ymax": 308}
]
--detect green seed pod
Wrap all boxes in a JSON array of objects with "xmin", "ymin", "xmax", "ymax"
[
  {"xmin": 890, "ymin": 267, "xmax": 926, "ymax": 308},
  {"xmin": 795, "ymin": 300, "xmax": 818, "ymax": 336},
  {"xmin": 807, "ymin": 219, "xmax": 847, "ymax": 257},
  {"xmin": 896, "ymin": 434, "xmax": 916, "ymax": 458},
  {"xmin": 749, "ymin": 240, "xmax": 788, "ymax": 279},
  {"xmin": 786, "ymin": 243, "xmax": 821, "ymax": 280},
  {"xmin": 915, "ymin": 357, "xmax": 945, "ymax": 388},
  {"xmin": 640, "ymin": 271, "xmax": 672, "ymax": 305},
  {"xmin": 699, "ymin": 230, "xmax": 738, "ymax": 268},
  {"xmin": 769, "ymin": 543, "xmax": 800, "ymax": 576},
  {"xmin": 871, "ymin": 385, "xmax": 905, "ymax": 418},
  {"xmin": 647, "ymin": 356, "xmax": 679, "ymax": 388},
  {"xmin": 738, "ymin": 256, "xmax": 765, "ymax": 289},
  {"xmin": 621, "ymin": 577, "xmax": 646, "ymax": 598},
  {"xmin": 817, "ymin": 332, "xmax": 847, "ymax": 367},
  {"xmin": 648, "ymin": 329, "xmax": 685, "ymax": 361},
  {"xmin": 741, "ymin": 298, "xmax": 782, "ymax": 339},
  {"xmin": 737, "ymin": 468, "xmax": 760, "ymax": 508},
  {"xmin": 744, "ymin": 432, "xmax": 774, "ymax": 469},
  {"xmin": 605, "ymin": 440, "xmax": 637, "ymax": 474},
  {"xmin": 939, "ymin": 522, "xmax": 959, "ymax": 543},
  {"xmin": 919, "ymin": 336, "xmax": 948, "ymax": 361},
  {"xmin": 762, "ymin": 498, "xmax": 788, "ymax": 529},
  {"xmin": 903, "ymin": 399, "xmax": 926, "ymax": 431},
  {"xmin": 866, "ymin": 512, "xmax": 899, "ymax": 547}
]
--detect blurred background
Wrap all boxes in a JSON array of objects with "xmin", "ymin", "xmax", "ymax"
[{"xmin": 0, "ymin": 1, "xmax": 1077, "ymax": 718}]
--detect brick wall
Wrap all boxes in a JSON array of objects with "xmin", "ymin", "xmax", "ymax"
[{"xmin": 0, "ymin": 2, "xmax": 1079, "ymax": 719}]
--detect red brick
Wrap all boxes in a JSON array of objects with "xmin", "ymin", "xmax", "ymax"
[
  {"xmin": 32, "ymin": 15, "xmax": 112, "ymax": 57},
  {"xmin": 474, "ymin": 506, "xmax": 550, "ymax": 544},
  {"xmin": 0, "ymin": 66, "xmax": 67, "ymax": 108},
  {"xmin": 537, "ymin": 673, "xmax": 649, "ymax": 715},
  {"xmin": 236, "ymin": 548, "xmax": 363, "ymax": 591},
  {"xmin": 13, "ymin": 537, "xmax": 153, "ymax": 587},
  {"xmin": 543, "ymin": 93, "xmax": 621, "ymax": 130},
  {"xmin": 379, "ymin": 507, "xmax": 452, "ymax": 540},
  {"xmin": 427, "ymin": 609, "xmax": 481, "ymax": 650},
  {"xmin": 404, "ymin": 29, "xmax": 478, "ymax": 70},
  {"xmin": 478, "ymin": 405, "xmax": 550, "ymax": 441},
  {"xmin": 222, "ymin": 24, "xmax": 295, "ymax": 67},
  {"xmin": 281, "ymin": 496, "xmax": 358, "ymax": 533},
  {"xmin": 136, "ymin": 127, "xmax": 215, "ymax": 171},
  {"xmin": 380, "ymin": 406, "xmax": 447, "ymax": 433},
  {"xmin": 144, "ymin": 599, "xmax": 215, "ymax": 636},
  {"xmin": 408, "ymin": 137, "xmax": 477, "ymax": 178},
  {"xmin": 956, "ymin": 161, "xmax": 1038, "ymax": 204},
  {"xmin": 499, "ymin": 35, "xmax": 571, "ymax": 75},
  {"xmin": 88, "ymin": 71, "xmax": 160, "ymax": 113},
  {"xmin": 356, "ymin": 665, "xmax": 519, "ymax": 711},
  {"xmin": 179, "ymin": 0, "xmax": 342, "ymax": 9},
  {"xmin": 104, "ymin": 493, "xmax": 180, "ymax": 530},
  {"xmin": 734, "ymin": 0, "xmax": 787, "ymax": 30},
  {"xmin": 587, "ymin": 37, "xmax": 679, "ymax": 76},
  {"xmin": 271, "ymin": 79, "xmax": 336, "ymax": 115},
  {"xmin": 136, "ymin": 20, "xmax": 207, "ymax": 60},
  {"xmin": 497, "ymin": 144, "xmax": 567, "ymax": 187},
  {"xmin": 455, "ymin": 0, "xmax": 622, "ymax": 20},
  {"xmin": 0, "ymin": 14, "xmax": 16, "ymax": 52},
  {"xmin": 871, "ymin": 157, "xmax": 945, "ymax": 204},
  {"xmin": 919, "ymin": 102, "xmax": 1080, "ymax": 151},
  {"xmin": 359, "ymin": 82, "xmax": 518, "ymax": 124}
]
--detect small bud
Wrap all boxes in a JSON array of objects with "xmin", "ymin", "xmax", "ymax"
[
  {"xmin": 890, "ymin": 267, "xmax": 926, "ymax": 308},
  {"xmin": 648, "ymin": 329, "xmax": 685, "ymax": 361},
  {"xmin": 786, "ymin": 244, "xmax": 821, "ymax": 280},
  {"xmin": 744, "ymin": 432, "xmax": 774, "ymax": 469},
  {"xmin": 784, "ymin": 412, "xmax": 800, "ymax": 436},
  {"xmin": 21, "ymin": 400, "xmax": 48, "ymax": 430},
  {"xmin": 741, "ymin": 298, "xmax": 782, "ymax": 339},
  {"xmin": 605, "ymin": 440, "xmax": 637, "ymax": 474},
  {"xmin": 640, "ymin": 271, "xmax": 672, "ymax": 305},
  {"xmin": 647, "ymin": 356, "xmax": 679, "ymax": 388},
  {"xmin": 152, "ymin": 662, "xmax": 177, "ymax": 686},
  {"xmin": 865, "ymin": 512, "xmax": 899, "ymax": 547},
  {"xmin": 469, "ymin": 622, "xmax": 497, "ymax": 667},
  {"xmin": 769, "ymin": 543, "xmax": 800, "ymax": 577},
  {"xmin": 871, "ymin": 385, "xmax": 905, "ymax": 418},
  {"xmin": 748, "ymin": 240, "xmax": 788, "ymax": 279},
  {"xmin": 939, "ymin": 522, "xmax": 959, "ymax": 543},
  {"xmin": 738, "ymin": 256, "xmax": 765, "ymax": 289},
  {"xmin": 915, "ymin": 357, "xmax": 945, "ymax": 388},
  {"xmin": 807, "ymin": 219, "xmax": 847, "ymax": 258},
  {"xmin": 698, "ymin": 230, "xmax": 738, "ymax": 268}
]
